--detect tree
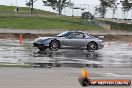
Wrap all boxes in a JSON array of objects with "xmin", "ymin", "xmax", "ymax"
[
  {"xmin": 121, "ymin": 0, "xmax": 132, "ymax": 19},
  {"xmin": 26, "ymin": 0, "xmax": 37, "ymax": 14},
  {"xmin": 109, "ymin": 0, "xmax": 118, "ymax": 18},
  {"xmin": 96, "ymin": 0, "xmax": 117, "ymax": 18},
  {"xmin": 95, "ymin": 0, "xmax": 110, "ymax": 18},
  {"xmin": 43, "ymin": 0, "xmax": 72, "ymax": 15},
  {"xmin": 121, "ymin": 0, "xmax": 132, "ymax": 12}
]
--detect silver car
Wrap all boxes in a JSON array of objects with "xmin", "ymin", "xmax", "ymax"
[{"xmin": 33, "ymin": 31, "xmax": 104, "ymax": 52}]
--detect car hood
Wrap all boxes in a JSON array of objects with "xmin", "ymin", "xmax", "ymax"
[{"xmin": 34, "ymin": 37, "xmax": 55, "ymax": 42}]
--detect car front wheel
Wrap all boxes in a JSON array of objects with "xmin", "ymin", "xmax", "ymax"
[
  {"xmin": 38, "ymin": 47, "xmax": 47, "ymax": 51},
  {"xmin": 87, "ymin": 42, "xmax": 98, "ymax": 52},
  {"xmin": 49, "ymin": 40, "xmax": 59, "ymax": 51}
]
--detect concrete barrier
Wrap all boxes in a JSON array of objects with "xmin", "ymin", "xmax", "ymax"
[{"xmin": 95, "ymin": 20, "xmax": 111, "ymax": 30}]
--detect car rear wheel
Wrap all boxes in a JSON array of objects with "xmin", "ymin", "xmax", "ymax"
[
  {"xmin": 87, "ymin": 42, "xmax": 98, "ymax": 52},
  {"xmin": 49, "ymin": 40, "xmax": 59, "ymax": 51}
]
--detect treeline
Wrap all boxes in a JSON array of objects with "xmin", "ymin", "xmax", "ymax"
[
  {"xmin": 25, "ymin": 0, "xmax": 132, "ymax": 18},
  {"xmin": 96, "ymin": 0, "xmax": 132, "ymax": 18}
]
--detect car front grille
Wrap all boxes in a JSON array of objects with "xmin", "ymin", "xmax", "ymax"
[{"xmin": 33, "ymin": 43, "xmax": 40, "ymax": 47}]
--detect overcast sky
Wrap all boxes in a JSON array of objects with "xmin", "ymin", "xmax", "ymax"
[
  {"xmin": 0, "ymin": 0, "xmax": 100, "ymax": 8},
  {"xmin": 0, "ymin": 0, "xmax": 100, "ymax": 15}
]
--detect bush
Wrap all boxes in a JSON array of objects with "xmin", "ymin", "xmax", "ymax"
[{"xmin": 81, "ymin": 12, "xmax": 94, "ymax": 20}]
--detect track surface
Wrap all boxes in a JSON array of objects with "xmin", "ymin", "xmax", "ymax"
[
  {"xmin": 0, "ymin": 39, "xmax": 131, "ymax": 88},
  {"xmin": 0, "ymin": 39, "xmax": 132, "ymax": 68},
  {"xmin": 0, "ymin": 68, "xmax": 131, "ymax": 88}
]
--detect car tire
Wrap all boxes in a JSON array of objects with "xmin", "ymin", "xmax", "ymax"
[
  {"xmin": 49, "ymin": 40, "xmax": 59, "ymax": 51},
  {"xmin": 87, "ymin": 42, "xmax": 98, "ymax": 52}
]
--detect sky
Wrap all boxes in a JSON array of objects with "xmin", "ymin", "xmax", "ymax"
[
  {"xmin": 0, "ymin": 0, "xmax": 100, "ymax": 7},
  {"xmin": 0, "ymin": 0, "xmax": 100, "ymax": 5},
  {"xmin": 0, "ymin": 0, "xmax": 100, "ymax": 16},
  {"xmin": 0, "ymin": 0, "xmax": 100, "ymax": 10}
]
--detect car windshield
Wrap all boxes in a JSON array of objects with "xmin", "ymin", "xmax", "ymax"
[{"xmin": 57, "ymin": 31, "xmax": 72, "ymax": 37}]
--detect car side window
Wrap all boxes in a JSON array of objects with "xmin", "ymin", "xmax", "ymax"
[{"xmin": 70, "ymin": 32, "xmax": 85, "ymax": 39}]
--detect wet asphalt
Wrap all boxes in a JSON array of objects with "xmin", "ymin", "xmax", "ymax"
[
  {"xmin": 0, "ymin": 39, "xmax": 132, "ymax": 88},
  {"xmin": 0, "ymin": 39, "xmax": 132, "ymax": 68}
]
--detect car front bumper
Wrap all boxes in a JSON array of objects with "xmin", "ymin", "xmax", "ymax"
[
  {"xmin": 33, "ymin": 43, "xmax": 48, "ymax": 48},
  {"xmin": 98, "ymin": 43, "xmax": 104, "ymax": 49}
]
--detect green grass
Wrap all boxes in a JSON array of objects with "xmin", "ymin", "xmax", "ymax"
[
  {"xmin": 0, "ymin": 16, "xmax": 102, "ymax": 30},
  {"xmin": 0, "ymin": 5, "xmax": 103, "ymax": 30},
  {"xmin": 0, "ymin": 5, "xmax": 15, "ymax": 11},
  {"xmin": 0, "ymin": 5, "xmax": 56, "ymax": 15}
]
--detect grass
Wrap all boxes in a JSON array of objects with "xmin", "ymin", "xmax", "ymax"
[
  {"xmin": 0, "ymin": 16, "xmax": 102, "ymax": 30},
  {"xmin": 0, "ymin": 5, "xmax": 56, "ymax": 15},
  {"xmin": 0, "ymin": 5, "xmax": 103, "ymax": 30}
]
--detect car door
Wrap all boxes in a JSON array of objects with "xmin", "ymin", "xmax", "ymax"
[{"xmin": 61, "ymin": 32, "xmax": 86, "ymax": 48}]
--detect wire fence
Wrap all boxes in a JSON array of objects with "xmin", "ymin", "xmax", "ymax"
[
  {"xmin": 62, "ymin": 4, "xmax": 132, "ymax": 19},
  {"xmin": 62, "ymin": 4, "xmax": 132, "ymax": 24},
  {"xmin": 0, "ymin": 4, "xmax": 132, "ymax": 19}
]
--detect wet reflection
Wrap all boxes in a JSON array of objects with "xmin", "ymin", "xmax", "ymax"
[
  {"xmin": 31, "ymin": 42, "xmax": 132, "ymax": 68},
  {"xmin": 34, "ymin": 49, "xmax": 102, "ymax": 60},
  {"xmin": 32, "ymin": 49, "xmax": 103, "ymax": 68}
]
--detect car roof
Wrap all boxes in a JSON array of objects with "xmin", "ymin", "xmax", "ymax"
[{"xmin": 65, "ymin": 31, "xmax": 83, "ymax": 33}]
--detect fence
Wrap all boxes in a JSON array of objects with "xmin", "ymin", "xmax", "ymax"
[
  {"xmin": 1, "ymin": 4, "xmax": 132, "ymax": 19},
  {"xmin": 62, "ymin": 4, "xmax": 132, "ymax": 19}
]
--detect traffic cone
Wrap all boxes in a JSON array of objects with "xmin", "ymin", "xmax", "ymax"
[
  {"xmin": 84, "ymin": 71, "xmax": 88, "ymax": 78},
  {"xmin": 108, "ymin": 42, "xmax": 111, "ymax": 46},
  {"xmin": 81, "ymin": 67, "xmax": 89, "ymax": 78},
  {"xmin": 19, "ymin": 34, "xmax": 23, "ymax": 46},
  {"xmin": 81, "ymin": 67, "xmax": 85, "ymax": 77}
]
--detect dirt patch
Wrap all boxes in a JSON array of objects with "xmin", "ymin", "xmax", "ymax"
[
  {"xmin": 0, "ymin": 33, "xmax": 132, "ymax": 42},
  {"xmin": 0, "ymin": 33, "xmax": 56, "ymax": 40}
]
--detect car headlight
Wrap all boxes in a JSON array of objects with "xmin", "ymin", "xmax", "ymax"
[
  {"xmin": 34, "ymin": 38, "xmax": 39, "ymax": 42},
  {"xmin": 99, "ymin": 40, "xmax": 104, "ymax": 44}
]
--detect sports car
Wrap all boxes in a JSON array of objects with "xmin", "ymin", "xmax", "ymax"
[{"xmin": 33, "ymin": 31, "xmax": 104, "ymax": 52}]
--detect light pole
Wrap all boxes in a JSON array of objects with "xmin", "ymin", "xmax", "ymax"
[
  {"xmin": 128, "ymin": 0, "xmax": 132, "ymax": 22},
  {"xmin": 16, "ymin": 0, "xmax": 17, "ymax": 7},
  {"xmin": 11, "ymin": 0, "xmax": 12, "ymax": 6},
  {"xmin": 16, "ymin": 0, "xmax": 18, "ymax": 13},
  {"xmin": 71, "ymin": 3, "xmax": 74, "ymax": 17}
]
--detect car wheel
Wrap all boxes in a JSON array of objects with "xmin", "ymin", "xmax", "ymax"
[
  {"xmin": 87, "ymin": 42, "xmax": 98, "ymax": 52},
  {"xmin": 49, "ymin": 40, "xmax": 59, "ymax": 51}
]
